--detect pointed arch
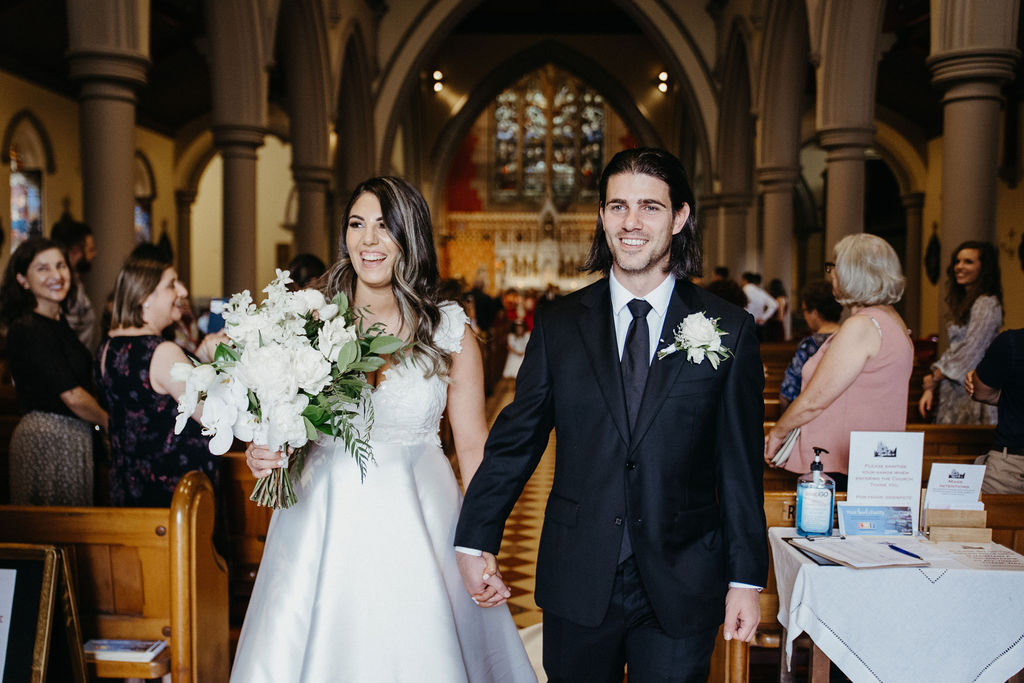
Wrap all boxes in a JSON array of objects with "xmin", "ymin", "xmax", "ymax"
[
  {"xmin": 426, "ymin": 40, "xmax": 663, "ymax": 212},
  {"xmin": 334, "ymin": 28, "xmax": 375, "ymax": 199},
  {"xmin": 2, "ymin": 109, "xmax": 56, "ymax": 173},
  {"xmin": 717, "ymin": 23, "xmax": 754, "ymax": 195}
]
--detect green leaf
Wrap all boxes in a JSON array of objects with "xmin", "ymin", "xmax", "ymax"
[
  {"xmin": 336, "ymin": 339, "xmax": 359, "ymax": 369},
  {"xmin": 347, "ymin": 360, "xmax": 384, "ymax": 373},
  {"xmin": 302, "ymin": 403, "xmax": 330, "ymax": 425},
  {"xmin": 304, "ymin": 416, "xmax": 317, "ymax": 442},
  {"xmin": 214, "ymin": 343, "xmax": 239, "ymax": 362},
  {"xmin": 369, "ymin": 335, "xmax": 406, "ymax": 356}
]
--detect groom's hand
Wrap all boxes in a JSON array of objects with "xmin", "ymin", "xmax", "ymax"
[
  {"xmin": 723, "ymin": 586, "xmax": 760, "ymax": 642},
  {"xmin": 456, "ymin": 550, "xmax": 511, "ymax": 608}
]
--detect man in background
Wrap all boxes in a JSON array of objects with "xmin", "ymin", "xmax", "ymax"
[
  {"xmin": 51, "ymin": 213, "xmax": 98, "ymax": 351},
  {"xmin": 741, "ymin": 271, "xmax": 777, "ymax": 338}
]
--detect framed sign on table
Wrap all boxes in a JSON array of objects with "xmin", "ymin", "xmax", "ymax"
[{"xmin": 0, "ymin": 543, "xmax": 86, "ymax": 683}]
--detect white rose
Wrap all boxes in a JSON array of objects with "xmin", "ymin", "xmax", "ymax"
[
  {"xmin": 237, "ymin": 345, "xmax": 298, "ymax": 405},
  {"xmin": 292, "ymin": 344, "xmax": 332, "ymax": 394},
  {"xmin": 316, "ymin": 303, "xmax": 339, "ymax": 322},
  {"xmin": 679, "ymin": 313, "xmax": 719, "ymax": 349},
  {"xmin": 318, "ymin": 318, "xmax": 357, "ymax": 361},
  {"xmin": 291, "ymin": 288, "xmax": 326, "ymax": 315}
]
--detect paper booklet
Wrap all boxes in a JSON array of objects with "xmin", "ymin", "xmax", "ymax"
[
  {"xmin": 788, "ymin": 536, "xmax": 929, "ymax": 569},
  {"xmin": 83, "ymin": 639, "xmax": 168, "ymax": 662}
]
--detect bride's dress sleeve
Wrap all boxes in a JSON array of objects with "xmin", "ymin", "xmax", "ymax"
[{"xmin": 436, "ymin": 301, "xmax": 470, "ymax": 354}]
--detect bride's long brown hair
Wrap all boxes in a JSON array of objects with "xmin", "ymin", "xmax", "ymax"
[{"xmin": 323, "ymin": 176, "xmax": 451, "ymax": 378}]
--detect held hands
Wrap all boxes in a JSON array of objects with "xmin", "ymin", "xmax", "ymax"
[
  {"xmin": 456, "ymin": 551, "xmax": 511, "ymax": 608},
  {"xmin": 245, "ymin": 443, "xmax": 288, "ymax": 478},
  {"xmin": 723, "ymin": 586, "xmax": 760, "ymax": 642}
]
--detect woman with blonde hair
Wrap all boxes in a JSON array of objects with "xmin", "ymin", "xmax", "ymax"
[{"xmin": 765, "ymin": 234, "xmax": 914, "ymax": 488}]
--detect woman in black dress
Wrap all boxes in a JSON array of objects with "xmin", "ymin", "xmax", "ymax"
[
  {"xmin": 95, "ymin": 258, "xmax": 223, "ymax": 506},
  {"xmin": 1, "ymin": 237, "xmax": 107, "ymax": 504}
]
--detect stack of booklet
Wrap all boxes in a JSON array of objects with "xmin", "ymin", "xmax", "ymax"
[{"xmin": 83, "ymin": 639, "xmax": 167, "ymax": 662}]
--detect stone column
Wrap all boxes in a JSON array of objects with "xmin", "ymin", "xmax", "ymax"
[
  {"xmin": 818, "ymin": 127, "xmax": 875, "ymax": 255},
  {"xmin": 701, "ymin": 194, "xmax": 751, "ymax": 282},
  {"xmin": 66, "ymin": 0, "xmax": 150, "ymax": 311},
  {"xmin": 292, "ymin": 165, "xmax": 332, "ymax": 258},
  {"xmin": 929, "ymin": 54, "xmax": 1019, "ymax": 258},
  {"xmin": 928, "ymin": 0, "xmax": 1020, "ymax": 329},
  {"xmin": 759, "ymin": 166, "xmax": 800, "ymax": 303},
  {"xmin": 214, "ymin": 127, "xmax": 263, "ymax": 297},
  {"xmin": 810, "ymin": 0, "xmax": 884, "ymax": 253},
  {"xmin": 901, "ymin": 192, "xmax": 924, "ymax": 336},
  {"xmin": 175, "ymin": 190, "xmax": 196, "ymax": 289}
]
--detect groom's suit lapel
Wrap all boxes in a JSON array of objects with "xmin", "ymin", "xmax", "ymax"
[
  {"xmin": 577, "ymin": 280, "xmax": 630, "ymax": 446},
  {"xmin": 629, "ymin": 279, "xmax": 701, "ymax": 448}
]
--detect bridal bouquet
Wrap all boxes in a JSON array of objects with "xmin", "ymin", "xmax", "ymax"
[{"xmin": 172, "ymin": 270, "xmax": 404, "ymax": 508}]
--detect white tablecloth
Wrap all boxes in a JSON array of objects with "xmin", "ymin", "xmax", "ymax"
[{"xmin": 770, "ymin": 527, "xmax": 1024, "ymax": 682}]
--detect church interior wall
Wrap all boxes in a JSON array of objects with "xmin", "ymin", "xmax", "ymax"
[
  {"xmin": 0, "ymin": 70, "xmax": 82, "ymax": 274},
  {"xmin": 190, "ymin": 136, "xmax": 295, "ymax": 302},
  {"xmin": 134, "ymin": 126, "xmax": 176, "ymax": 257}
]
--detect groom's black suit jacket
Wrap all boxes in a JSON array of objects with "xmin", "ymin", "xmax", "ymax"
[{"xmin": 455, "ymin": 277, "xmax": 768, "ymax": 637}]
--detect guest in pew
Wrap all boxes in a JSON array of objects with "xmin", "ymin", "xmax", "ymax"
[
  {"xmin": 919, "ymin": 240, "xmax": 1002, "ymax": 425},
  {"xmin": 235, "ymin": 177, "xmax": 534, "ymax": 681},
  {"xmin": 704, "ymin": 276, "xmax": 748, "ymax": 310},
  {"xmin": 965, "ymin": 328, "xmax": 1024, "ymax": 493},
  {"xmin": 95, "ymin": 258, "xmax": 225, "ymax": 506},
  {"xmin": 285, "ymin": 252, "xmax": 327, "ymax": 291},
  {"xmin": 1, "ymin": 237, "xmax": 108, "ymax": 505},
  {"xmin": 763, "ymin": 278, "xmax": 790, "ymax": 342},
  {"xmin": 765, "ymin": 234, "xmax": 913, "ymax": 490},
  {"xmin": 779, "ymin": 279, "xmax": 842, "ymax": 412}
]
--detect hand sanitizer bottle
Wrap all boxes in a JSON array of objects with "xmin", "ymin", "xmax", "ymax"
[{"xmin": 796, "ymin": 447, "xmax": 835, "ymax": 537}]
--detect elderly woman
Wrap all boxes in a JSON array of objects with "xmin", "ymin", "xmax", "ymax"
[
  {"xmin": 765, "ymin": 234, "xmax": 914, "ymax": 488},
  {"xmin": 95, "ymin": 258, "xmax": 223, "ymax": 506},
  {"xmin": 1, "ymin": 237, "xmax": 107, "ymax": 504}
]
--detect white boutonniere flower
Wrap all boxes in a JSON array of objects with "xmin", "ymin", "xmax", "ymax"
[{"xmin": 657, "ymin": 311, "xmax": 733, "ymax": 369}]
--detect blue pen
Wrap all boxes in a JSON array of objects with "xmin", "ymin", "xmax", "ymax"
[{"xmin": 887, "ymin": 543, "xmax": 924, "ymax": 560}]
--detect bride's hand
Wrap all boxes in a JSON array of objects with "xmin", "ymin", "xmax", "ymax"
[
  {"xmin": 471, "ymin": 552, "xmax": 510, "ymax": 608},
  {"xmin": 245, "ymin": 443, "xmax": 286, "ymax": 478}
]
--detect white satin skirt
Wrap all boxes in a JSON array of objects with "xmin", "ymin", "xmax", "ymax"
[{"xmin": 230, "ymin": 436, "xmax": 535, "ymax": 683}]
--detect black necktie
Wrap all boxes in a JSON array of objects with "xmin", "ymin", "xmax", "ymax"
[{"xmin": 621, "ymin": 299, "xmax": 653, "ymax": 431}]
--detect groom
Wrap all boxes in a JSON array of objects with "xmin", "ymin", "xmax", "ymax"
[{"xmin": 456, "ymin": 147, "xmax": 767, "ymax": 681}]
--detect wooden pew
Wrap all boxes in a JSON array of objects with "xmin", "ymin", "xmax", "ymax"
[
  {"xmin": 0, "ymin": 470, "xmax": 229, "ymax": 682},
  {"xmin": 219, "ymin": 452, "xmax": 271, "ymax": 647},
  {"xmin": 981, "ymin": 493, "xmax": 1024, "ymax": 554}
]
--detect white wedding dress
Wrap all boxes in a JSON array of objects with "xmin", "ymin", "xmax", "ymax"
[{"xmin": 231, "ymin": 303, "xmax": 535, "ymax": 682}]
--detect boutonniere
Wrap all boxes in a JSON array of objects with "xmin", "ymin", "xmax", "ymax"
[{"xmin": 657, "ymin": 311, "xmax": 733, "ymax": 369}]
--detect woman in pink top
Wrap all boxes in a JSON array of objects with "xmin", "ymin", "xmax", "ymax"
[{"xmin": 765, "ymin": 234, "xmax": 914, "ymax": 488}]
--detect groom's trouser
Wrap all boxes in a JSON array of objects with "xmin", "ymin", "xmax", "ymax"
[{"xmin": 542, "ymin": 555, "xmax": 717, "ymax": 683}]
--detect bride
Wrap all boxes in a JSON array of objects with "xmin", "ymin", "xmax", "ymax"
[{"xmin": 231, "ymin": 177, "xmax": 535, "ymax": 682}]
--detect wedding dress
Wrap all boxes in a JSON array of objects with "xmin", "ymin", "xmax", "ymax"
[{"xmin": 230, "ymin": 303, "xmax": 535, "ymax": 682}]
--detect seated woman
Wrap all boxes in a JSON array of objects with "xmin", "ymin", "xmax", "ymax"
[
  {"xmin": 95, "ymin": 258, "xmax": 223, "ymax": 506},
  {"xmin": 765, "ymin": 234, "xmax": 914, "ymax": 489},
  {"xmin": 1, "ymin": 237, "xmax": 108, "ymax": 504},
  {"xmin": 779, "ymin": 279, "xmax": 843, "ymax": 412}
]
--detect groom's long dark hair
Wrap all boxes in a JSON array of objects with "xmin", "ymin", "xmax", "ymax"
[{"xmin": 582, "ymin": 147, "xmax": 702, "ymax": 279}]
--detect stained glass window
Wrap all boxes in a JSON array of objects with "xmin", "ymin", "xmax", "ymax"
[
  {"xmin": 492, "ymin": 65, "xmax": 605, "ymax": 203},
  {"xmin": 9, "ymin": 150, "xmax": 42, "ymax": 252}
]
